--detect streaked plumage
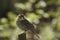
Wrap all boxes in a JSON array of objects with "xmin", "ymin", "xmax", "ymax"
[{"xmin": 16, "ymin": 14, "xmax": 39, "ymax": 38}]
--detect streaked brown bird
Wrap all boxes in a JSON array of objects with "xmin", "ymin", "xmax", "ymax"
[{"xmin": 16, "ymin": 13, "xmax": 39, "ymax": 38}]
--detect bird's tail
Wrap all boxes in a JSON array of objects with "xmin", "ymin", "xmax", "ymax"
[
  {"xmin": 35, "ymin": 34, "xmax": 40, "ymax": 38},
  {"xmin": 31, "ymin": 28, "xmax": 40, "ymax": 38}
]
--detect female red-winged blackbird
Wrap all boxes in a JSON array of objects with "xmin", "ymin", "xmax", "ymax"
[{"xmin": 16, "ymin": 14, "xmax": 39, "ymax": 38}]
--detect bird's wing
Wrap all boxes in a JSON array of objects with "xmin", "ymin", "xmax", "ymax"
[{"xmin": 20, "ymin": 19, "xmax": 34, "ymax": 30}]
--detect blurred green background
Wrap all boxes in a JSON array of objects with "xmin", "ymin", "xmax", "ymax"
[{"xmin": 0, "ymin": 0, "xmax": 60, "ymax": 40}]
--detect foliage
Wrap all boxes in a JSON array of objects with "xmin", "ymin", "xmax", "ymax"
[{"xmin": 0, "ymin": 0, "xmax": 60, "ymax": 40}]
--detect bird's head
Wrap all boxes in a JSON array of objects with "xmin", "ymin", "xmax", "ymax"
[{"xmin": 18, "ymin": 14, "xmax": 25, "ymax": 21}]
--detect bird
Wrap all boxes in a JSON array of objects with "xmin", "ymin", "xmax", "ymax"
[{"xmin": 16, "ymin": 13, "xmax": 39, "ymax": 38}]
